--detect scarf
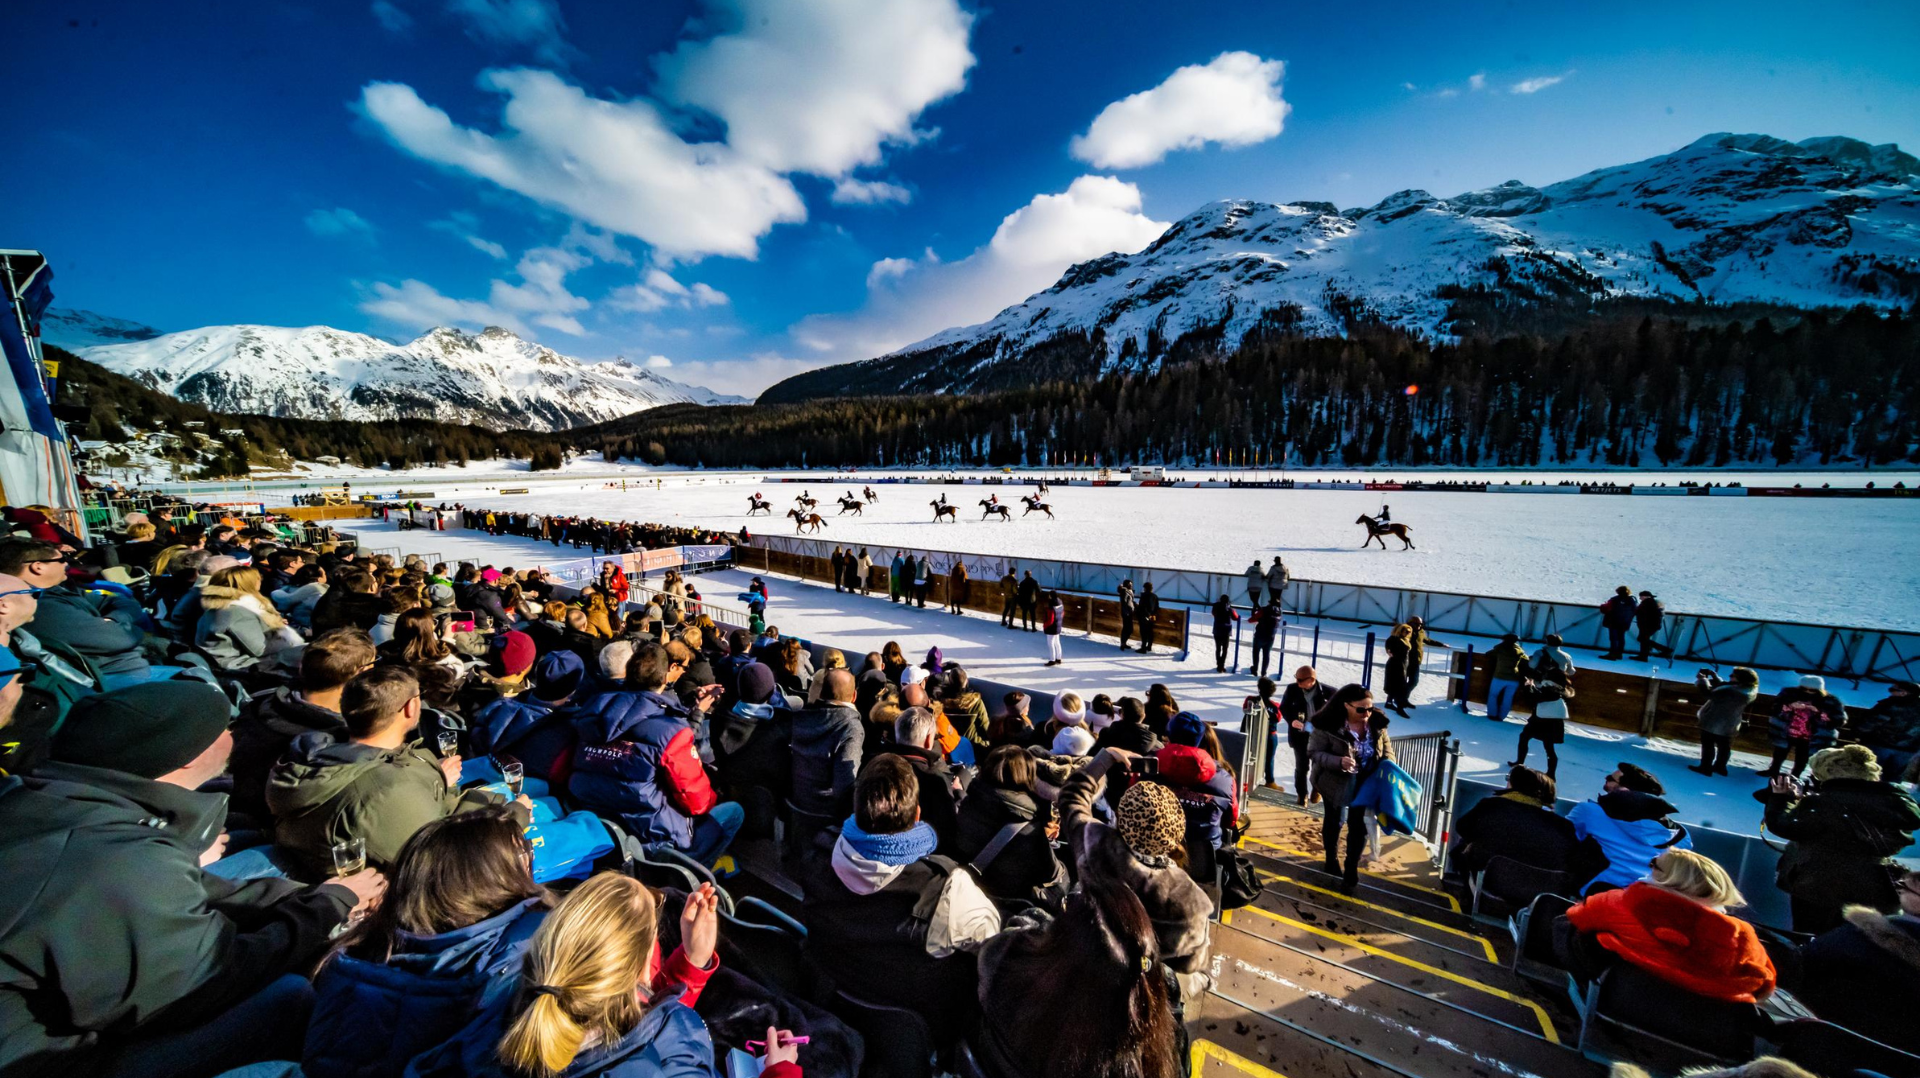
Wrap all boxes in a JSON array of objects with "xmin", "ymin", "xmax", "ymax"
[
  {"xmin": 839, "ymin": 817, "xmax": 939, "ymax": 866},
  {"xmin": 730, "ymin": 700, "xmax": 776, "ymax": 722}
]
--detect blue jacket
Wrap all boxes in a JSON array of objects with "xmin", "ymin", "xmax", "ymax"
[
  {"xmin": 568, "ymin": 691, "xmax": 709, "ymax": 849},
  {"xmin": 305, "ymin": 896, "xmax": 549, "ymax": 1078},
  {"xmin": 472, "ymin": 695, "xmax": 577, "ymax": 781},
  {"xmin": 403, "ymin": 974, "xmax": 716, "ymax": 1078},
  {"xmin": 1568, "ymin": 791, "xmax": 1692, "ymax": 893}
]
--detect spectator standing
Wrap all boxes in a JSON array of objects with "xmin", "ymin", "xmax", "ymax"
[
  {"xmin": 1599, "ymin": 586, "xmax": 1637, "ymax": 660},
  {"xmin": 998, "ymin": 567, "xmax": 1018, "ymax": 628},
  {"xmin": 1244, "ymin": 559, "xmax": 1265, "ymax": 609},
  {"xmin": 1633, "ymin": 590, "xmax": 1674, "ymax": 661},
  {"xmin": 1042, "ymin": 591, "xmax": 1065, "ymax": 666},
  {"xmin": 1764, "ymin": 745, "xmax": 1920, "ymax": 933},
  {"xmin": 1689, "ymin": 667, "xmax": 1760, "ymax": 777},
  {"xmin": 1017, "ymin": 571, "xmax": 1040, "ymax": 632},
  {"xmin": 947, "ymin": 558, "xmax": 968, "ymax": 615},
  {"xmin": 1135, "ymin": 583, "xmax": 1161, "ymax": 654},
  {"xmin": 1117, "ymin": 579, "xmax": 1137, "ymax": 651},
  {"xmin": 1484, "ymin": 633, "xmax": 1527, "ymax": 723},
  {"xmin": 1382, "ymin": 623, "xmax": 1414, "ymax": 715},
  {"xmin": 1263, "ymin": 558, "xmax": 1289, "ymax": 612},
  {"xmin": 1759, "ymin": 675, "xmax": 1846, "ymax": 778},
  {"xmin": 1308, "ymin": 685, "xmax": 1393, "ymax": 892},
  {"xmin": 1248, "ymin": 598, "xmax": 1281, "ymax": 678},
  {"xmin": 830, "ymin": 547, "xmax": 846, "ymax": 594},
  {"xmin": 1278, "ymin": 666, "xmax": 1331, "ymax": 804},
  {"xmin": 1511, "ymin": 634, "xmax": 1575, "ymax": 779},
  {"xmin": 856, "ymin": 548, "xmax": 874, "ymax": 595},
  {"xmin": 1210, "ymin": 594, "xmax": 1239, "ymax": 673}
]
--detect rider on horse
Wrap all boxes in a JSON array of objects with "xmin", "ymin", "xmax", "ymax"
[{"xmin": 1379, "ymin": 504, "xmax": 1392, "ymax": 524}]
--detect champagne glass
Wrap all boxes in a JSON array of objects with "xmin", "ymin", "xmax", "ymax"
[
  {"xmin": 437, "ymin": 730, "xmax": 458, "ymax": 758},
  {"xmin": 330, "ymin": 836, "xmax": 366, "ymax": 877},
  {"xmin": 499, "ymin": 757, "xmax": 524, "ymax": 798}
]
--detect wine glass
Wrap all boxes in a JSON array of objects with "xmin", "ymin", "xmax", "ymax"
[
  {"xmin": 437, "ymin": 730, "xmax": 458, "ymax": 758},
  {"xmin": 500, "ymin": 758, "xmax": 524, "ymax": 799},
  {"xmin": 330, "ymin": 836, "xmax": 367, "ymax": 877}
]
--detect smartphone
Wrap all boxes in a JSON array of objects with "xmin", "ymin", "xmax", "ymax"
[
  {"xmin": 1129, "ymin": 755, "xmax": 1159, "ymax": 776},
  {"xmin": 452, "ymin": 610, "xmax": 477, "ymax": 632}
]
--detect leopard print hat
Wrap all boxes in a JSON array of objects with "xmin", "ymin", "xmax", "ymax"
[{"xmin": 1117, "ymin": 780, "xmax": 1186, "ymax": 858}]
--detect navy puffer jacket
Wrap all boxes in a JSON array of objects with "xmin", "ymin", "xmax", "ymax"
[
  {"xmin": 471, "ymin": 695, "xmax": 577, "ymax": 782},
  {"xmin": 403, "ymin": 973, "xmax": 717, "ymax": 1078},
  {"xmin": 569, "ymin": 691, "xmax": 714, "ymax": 849}
]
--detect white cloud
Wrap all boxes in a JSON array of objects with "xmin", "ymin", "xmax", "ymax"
[
  {"xmin": 1435, "ymin": 88, "xmax": 1459, "ymax": 98},
  {"xmin": 793, "ymin": 175, "xmax": 1169, "ymax": 363},
  {"xmin": 831, "ymin": 177, "xmax": 913, "ymax": 206},
  {"xmin": 1468, "ymin": 72, "xmax": 1487, "ymax": 91},
  {"xmin": 359, "ymin": 71, "xmax": 806, "ymax": 260},
  {"xmin": 1401, "ymin": 81, "xmax": 1417, "ymax": 92},
  {"xmin": 643, "ymin": 354, "xmax": 674, "ymax": 369},
  {"xmin": 1511, "ymin": 72, "xmax": 1569, "ymax": 94},
  {"xmin": 370, "ymin": 0, "xmax": 413, "ymax": 33},
  {"xmin": 688, "ymin": 283, "xmax": 729, "ymax": 307},
  {"xmin": 445, "ymin": 0, "xmax": 573, "ymax": 65},
  {"xmin": 305, "ymin": 206, "xmax": 375, "ymax": 240},
  {"xmin": 560, "ymin": 221, "xmax": 631, "ymax": 265},
  {"xmin": 653, "ymin": 0, "xmax": 974, "ymax": 177},
  {"xmin": 361, "ymin": 244, "xmax": 590, "ymax": 336},
  {"xmin": 428, "ymin": 212, "xmax": 508, "ymax": 258},
  {"xmin": 611, "ymin": 269, "xmax": 729, "ymax": 313},
  {"xmin": 1069, "ymin": 51, "xmax": 1288, "ymax": 169}
]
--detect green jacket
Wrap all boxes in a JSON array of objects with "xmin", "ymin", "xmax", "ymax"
[
  {"xmin": 266, "ymin": 734, "xmax": 511, "ymax": 876},
  {"xmin": 1488, "ymin": 641, "xmax": 1528, "ymax": 682},
  {"xmin": 0, "ymin": 764, "xmax": 353, "ymax": 1075}
]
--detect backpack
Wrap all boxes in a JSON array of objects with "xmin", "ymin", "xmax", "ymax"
[{"xmin": 1530, "ymin": 653, "xmax": 1575, "ymax": 701}]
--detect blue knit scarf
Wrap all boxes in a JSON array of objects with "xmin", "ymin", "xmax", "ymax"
[{"xmin": 839, "ymin": 818, "xmax": 939, "ymax": 866}]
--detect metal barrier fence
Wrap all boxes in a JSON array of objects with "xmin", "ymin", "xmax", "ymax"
[{"xmin": 750, "ymin": 534, "xmax": 1918, "ymax": 682}]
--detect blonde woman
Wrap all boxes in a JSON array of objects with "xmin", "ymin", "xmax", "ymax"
[
  {"xmin": 196, "ymin": 565, "xmax": 303, "ymax": 674},
  {"xmin": 805, "ymin": 648, "xmax": 848, "ymax": 705},
  {"xmin": 1562, "ymin": 849, "xmax": 1775, "ymax": 1003},
  {"xmin": 582, "ymin": 593, "xmax": 615, "ymax": 640},
  {"xmin": 408, "ymin": 873, "xmax": 804, "ymax": 1078}
]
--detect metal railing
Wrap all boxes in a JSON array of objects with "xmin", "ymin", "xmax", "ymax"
[{"xmin": 1393, "ymin": 731, "xmax": 1462, "ymax": 871}]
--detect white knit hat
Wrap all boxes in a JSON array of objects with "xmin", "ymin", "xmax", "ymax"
[
  {"xmin": 1052, "ymin": 725, "xmax": 1095, "ymax": 757},
  {"xmin": 1052, "ymin": 692, "xmax": 1086, "ymax": 726},
  {"xmin": 1799, "ymin": 674, "xmax": 1826, "ymax": 692}
]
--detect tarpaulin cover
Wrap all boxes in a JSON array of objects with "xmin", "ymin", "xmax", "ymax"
[{"xmin": 0, "ymin": 263, "xmax": 59, "ymax": 440}]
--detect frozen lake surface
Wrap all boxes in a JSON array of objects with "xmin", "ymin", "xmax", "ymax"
[{"xmin": 365, "ymin": 472, "xmax": 1918, "ymax": 630}]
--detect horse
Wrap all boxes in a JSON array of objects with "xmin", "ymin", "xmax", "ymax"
[
  {"xmin": 1020, "ymin": 495, "xmax": 1054, "ymax": 520},
  {"xmin": 746, "ymin": 496, "xmax": 771, "ymax": 516},
  {"xmin": 979, "ymin": 499, "xmax": 1011, "ymax": 522},
  {"xmin": 837, "ymin": 496, "xmax": 864, "ymax": 516},
  {"xmin": 1357, "ymin": 514, "xmax": 1414, "ymax": 550},
  {"xmin": 930, "ymin": 500, "xmax": 958, "ymax": 523},
  {"xmin": 794, "ymin": 495, "xmax": 817, "ymax": 511},
  {"xmin": 863, "ymin": 486, "xmax": 878, "ymax": 503},
  {"xmin": 787, "ymin": 508, "xmax": 827, "ymax": 534}
]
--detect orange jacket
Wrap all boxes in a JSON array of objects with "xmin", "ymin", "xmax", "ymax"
[{"xmin": 1566, "ymin": 882, "xmax": 1776, "ymax": 1002}]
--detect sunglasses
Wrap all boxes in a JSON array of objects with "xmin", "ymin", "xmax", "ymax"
[
  {"xmin": 0, "ymin": 589, "xmax": 35, "ymax": 600},
  {"xmin": 30, "ymin": 555, "xmax": 71, "ymax": 565}
]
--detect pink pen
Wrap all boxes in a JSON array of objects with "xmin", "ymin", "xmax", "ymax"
[{"xmin": 745, "ymin": 1036, "xmax": 810, "ymax": 1051}]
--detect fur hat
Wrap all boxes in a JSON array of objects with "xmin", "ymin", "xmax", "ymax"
[
  {"xmin": 1051, "ymin": 724, "xmax": 1095, "ymax": 757},
  {"xmin": 1052, "ymin": 692, "xmax": 1086, "ymax": 726},
  {"xmin": 1799, "ymin": 674, "xmax": 1826, "ymax": 692},
  {"xmin": 1116, "ymin": 780, "xmax": 1186, "ymax": 858},
  {"xmin": 1810, "ymin": 743, "xmax": 1881, "ymax": 783}
]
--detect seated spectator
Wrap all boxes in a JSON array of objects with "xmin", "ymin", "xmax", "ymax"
[
  {"xmin": 310, "ymin": 567, "xmax": 382, "ymax": 635},
  {"xmin": 974, "ymin": 879, "xmax": 1179, "ymax": 1078},
  {"xmin": 1449, "ymin": 766, "xmax": 1597, "ymax": 882},
  {"xmin": 1058, "ymin": 748, "xmax": 1212, "ymax": 1001},
  {"xmin": 569, "ymin": 642, "xmax": 740, "ymax": 867},
  {"xmin": 0, "ymin": 538, "xmax": 159, "ymax": 688},
  {"xmin": 154, "ymin": 547, "xmax": 211, "ymax": 623},
  {"xmin": 1559, "ymin": 849, "xmax": 1776, "ymax": 1002},
  {"xmin": 404, "ymin": 873, "xmax": 771, "ymax": 1078},
  {"xmin": 595, "ymin": 638, "xmax": 634, "ymax": 692},
  {"xmin": 801, "ymin": 647, "xmax": 845, "ymax": 705},
  {"xmin": 456, "ymin": 629, "xmax": 537, "ymax": 716},
  {"xmin": 853, "ymin": 651, "xmax": 889, "ymax": 715},
  {"xmin": 0, "ymin": 680, "xmax": 382, "ymax": 1077},
  {"xmin": 369, "ymin": 585, "xmax": 425, "ymax": 646},
  {"xmin": 1851, "ymin": 680, "xmax": 1920, "ymax": 778},
  {"xmin": 114, "ymin": 521, "xmax": 163, "ymax": 572},
  {"xmin": 879, "ymin": 640, "xmax": 908, "ymax": 686},
  {"xmin": 269, "ymin": 666, "xmax": 517, "ymax": 876},
  {"xmin": 229, "ymin": 628, "xmax": 375, "ymax": 823},
  {"xmin": 304, "ymin": 807, "xmax": 553, "ymax": 1078},
  {"xmin": 1095, "ymin": 695, "xmax": 1161, "ymax": 755},
  {"xmin": 1764, "ymin": 744, "xmax": 1920, "ymax": 933},
  {"xmin": 954, "ymin": 745, "xmax": 1064, "ymax": 905},
  {"xmin": 801, "ymin": 755, "xmax": 999, "ymax": 1042},
  {"xmin": 1085, "ymin": 693, "xmax": 1117, "ymax": 736},
  {"xmin": 1153, "ymin": 711, "xmax": 1239, "ymax": 855},
  {"xmin": 471, "ymin": 650, "xmax": 585, "ymax": 783},
  {"xmin": 937, "ymin": 665, "xmax": 991, "ymax": 748},
  {"xmin": 891, "ymin": 705, "xmax": 967, "ymax": 852},
  {"xmin": 1793, "ymin": 869, "xmax": 1920, "ymax": 1054},
  {"xmin": 710, "ymin": 660, "xmax": 794, "ymax": 808},
  {"xmin": 1760, "ymin": 675, "xmax": 1846, "ymax": 779},
  {"xmin": 770, "ymin": 637, "xmax": 809, "ymax": 698},
  {"xmin": 1567, "ymin": 762, "xmax": 1691, "ymax": 894},
  {"xmin": 1690, "ymin": 666, "xmax": 1761, "ymax": 777},
  {"xmin": 271, "ymin": 563, "xmax": 329, "ymax": 629},
  {"xmin": 197, "ymin": 564, "xmax": 305, "ymax": 676},
  {"xmin": 791, "ymin": 668, "xmax": 865, "ymax": 822},
  {"xmin": 1051, "ymin": 723, "xmax": 1095, "ymax": 760},
  {"xmin": 1044, "ymin": 690, "xmax": 1087, "ymax": 746},
  {"xmin": 670, "ymin": 630, "xmax": 717, "ymax": 706},
  {"xmin": 987, "ymin": 690, "xmax": 1041, "ymax": 749}
]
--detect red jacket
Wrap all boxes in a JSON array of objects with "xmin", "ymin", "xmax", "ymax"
[{"xmin": 1566, "ymin": 882, "xmax": 1776, "ymax": 1002}]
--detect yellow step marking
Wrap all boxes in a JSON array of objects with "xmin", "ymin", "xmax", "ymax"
[
  {"xmin": 1231, "ymin": 904, "xmax": 1560, "ymax": 1044},
  {"xmin": 1238, "ymin": 835, "xmax": 1463, "ymax": 913},
  {"xmin": 1252, "ymin": 869, "xmax": 1499, "ymax": 963},
  {"xmin": 1191, "ymin": 1039, "xmax": 1289, "ymax": 1078}
]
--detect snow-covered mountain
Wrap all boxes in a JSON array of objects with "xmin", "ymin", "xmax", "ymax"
[
  {"xmin": 59, "ymin": 321, "xmax": 745, "ymax": 432},
  {"xmin": 763, "ymin": 133, "xmax": 1920, "ymax": 401}
]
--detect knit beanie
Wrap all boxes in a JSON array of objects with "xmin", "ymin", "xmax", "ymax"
[
  {"xmin": 1052, "ymin": 692, "xmax": 1086, "ymax": 726},
  {"xmin": 52, "ymin": 681, "xmax": 231, "ymax": 779},
  {"xmin": 1799, "ymin": 674, "xmax": 1827, "ymax": 693},
  {"xmin": 736, "ymin": 661, "xmax": 778, "ymax": 705},
  {"xmin": 428, "ymin": 583, "xmax": 456, "ymax": 608},
  {"xmin": 1116, "ymin": 781, "xmax": 1186, "ymax": 858},
  {"xmin": 1166, "ymin": 710, "xmax": 1208, "ymax": 748},
  {"xmin": 533, "ymin": 650, "xmax": 586, "ymax": 703},
  {"xmin": 1810, "ymin": 743, "xmax": 1881, "ymax": 784},
  {"xmin": 923, "ymin": 647, "xmax": 944, "ymax": 676},
  {"xmin": 1051, "ymin": 725, "xmax": 1095, "ymax": 757},
  {"xmin": 485, "ymin": 630, "xmax": 536, "ymax": 679}
]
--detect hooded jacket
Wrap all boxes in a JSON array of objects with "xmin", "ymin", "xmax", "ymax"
[
  {"xmin": 568, "ymin": 690, "xmax": 716, "ymax": 849},
  {"xmin": 1449, "ymin": 792, "xmax": 1599, "ymax": 880},
  {"xmin": 0, "ymin": 764, "xmax": 354, "ymax": 1075},
  {"xmin": 471, "ymin": 694, "xmax": 577, "ymax": 783},
  {"xmin": 789, "ymin": 702, "xmax": 864, "ymax": 821},
  {"xmin": 1151, "ymin": 743, "xmax": 1238, "ymax": 849},
  {"xmin": 1565, "ymin": 882, "xmax": 1775, "ymax": 1002},
  {"xmin": 229, "ymin": 687, "xmax": 348, "ymax": 823},
  {"xmin": 952, "ymin": 783, "xmax": 1061, "ymax": 900},
  {"xmin": 267, "ymin": 733, "xmax": 509, "ymax": 877},
  {"xmin": 196, "ymin": 585, "xmax": 293, "ymax": 672},
  {"xmin": 270, "ymin": 580, "xmax": 328, "ymax": 628},
  {"xmin": 1794, "ymin": 906, "xmax": 1920, "ymax": 1052},
  {"xmin": 1764, "ymin": 777, "xmax": 1920, "ymax": 912},
  {"xmin": 304, "ymin": 896, "xmax": 550, "ymax": 1078},
  {"xmin": 1567, "ymin": 791, "xmax": 1692, "ymax": 893}
]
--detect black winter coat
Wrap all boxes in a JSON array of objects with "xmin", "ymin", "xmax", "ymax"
[
  {"xmin": 1449, "ymin": 793, "xmax": 1600, "ymax": 881},
  {"xmin": 228, "ymin": 687, "xmax": 348, "ymax": 824},
  {"xmin": 1766, "ymin": 778, "xmax": 1920, "ymax": 913},
  {"xmin": 1794, "ymin": 907, "xmax": 1920, "ymax": 1054},
  {"xmin": 1279, "ymin": 681, "xmax": 1331, "ymax": 748},
  {"xmin": 952, "ymin": 784, "xmax": 1060, "ymax": 901},
  {"xmin": 894, "ymin": 744, "xmax": 966, "ymax": 854}
]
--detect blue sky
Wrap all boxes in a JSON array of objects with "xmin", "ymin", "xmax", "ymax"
[{"xmin": 8, "ymin": 0, "xmax": 1918, "ymax": 392}]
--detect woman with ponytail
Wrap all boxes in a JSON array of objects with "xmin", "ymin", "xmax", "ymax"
[
  {"xmin": 972, "ymin": 877, "xmax": 1181, "ymax": 1078},
  {"xmin": 406, "ymin": 871, "xmax": 802, "ymax": 1078}
]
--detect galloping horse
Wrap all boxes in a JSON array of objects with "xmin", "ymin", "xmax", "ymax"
[
  {"xmin": 836, "ymin": 496, "xmax": 864, "ymax": 516},
  {"xmin": 746, "ymin": 495, "xmax": 771, "ymax": 516},
  {"xmin": 794, "ymin": 494, "xmax": 817, "ymax": 511},
  {"xmin": 863, "ymin": 485, "xmax": 878, "ymax": 503},
  {"xmin": 1357, "ymin": 513, "xmax": 1414, "ymax": 550},
  {"xmin": 979, "ymin": 499, "xmax": 1011, "ymax": 522},
  {"xmin": 1020, "ymin": 494, "xmax": 1054, "ymax": 520},
  {"xmin": 787, "ymin": 508, "xmax": 827, "ymax": 534},
  {"xmin": 930, "ymin": 500, "xmax": 959, "ymax": 523}
]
